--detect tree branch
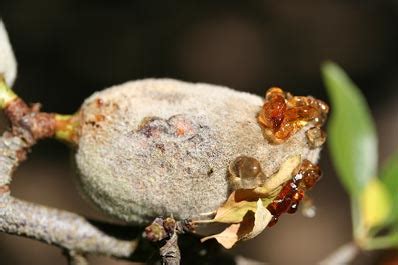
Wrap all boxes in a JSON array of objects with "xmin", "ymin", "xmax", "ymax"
[
  {"xmin": 65, "ymin": 251, "xmax": 89, "ymax": 265},
  {"xmin": 319, "ymin": 242, "xmax": 359, "ymax": 265},
  {"xmin": 0, "ymin": 91, "xmax": 267, "ymax": 265},
  {"xmin": 0, "ymin": 24, "xmax": 268, "ymax": 265},
  {"xmin": 0, "ymin": 99, "xmax": 139, "ymax": 261},
  {"xmin": 0, "ymin": 196, "xmax": 137, "ymax": 257}
]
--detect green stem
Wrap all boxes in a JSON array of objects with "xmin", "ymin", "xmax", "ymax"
[
  {"xmin": 0, "ymin": 75, "xmax": 17, "ymax": 108},
  {"xmin": 54, "ymin": 114, "xmax": 80, "ymax": 145},
  {"xmin": 362, "ymin": 233, "xmax": 398, "ymax": 251},
  {"xmin": 351, "ymin": 197, "xmax": 367, "ymax": 241},
  {"xmin": 0, "ymin": 76, "xmax": 79, "ymax": 145}
]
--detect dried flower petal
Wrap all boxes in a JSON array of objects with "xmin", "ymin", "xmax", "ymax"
[
  {"xmin": 201, "ymin": 223, "xmax": 240, "ymax": 249},
  {"xmin": 240, "ymin": 199, "xmax": 272, "ymax": 241},
  {"xmin": 201, "ymin": 199, "xmax": 272, "ymax": 249},
  {"xmin": 201, "ymin": 155, "xmax": 301, "ymax": 224}
]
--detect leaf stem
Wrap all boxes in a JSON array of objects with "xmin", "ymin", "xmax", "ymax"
[{"xmin": 362, "ymin": 233, "xmax": 398, "ymax": 251}]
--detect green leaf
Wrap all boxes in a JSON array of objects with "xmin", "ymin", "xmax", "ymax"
[
  {"xmin": 380, "ymin": 151, "xmax": 398, "ymax": 222},
  {"xmin": 322, "ymin": 62, "xmax": 378, "ymax": 197}
]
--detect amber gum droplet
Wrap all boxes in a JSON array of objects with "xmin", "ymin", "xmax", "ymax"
[
  {"xmin": 266, "ymin": 159, "xmax": 321, "ymax": 227},
  {"xmin": 258, "ymin": 87, "xmax": 329, "ymax": 144},
  {"xmin": 228, "ymin": 156, "xmax": 266, "ymax": 189},
  {"xmin": 301, "ymin": 196, "xmax": 317, "ymax": 218},
  {"xmin": 306, "ymin": 127, "xmax": 327, "ymax": 149}
]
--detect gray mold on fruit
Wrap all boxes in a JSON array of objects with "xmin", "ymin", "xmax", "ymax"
[{"xmin": 75, "ymin": 79, "xmax": 321, "ymax": 224}]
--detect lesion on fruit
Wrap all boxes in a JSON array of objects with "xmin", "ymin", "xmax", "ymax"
[
  {"xmin": 136, "ymin": 115, "xmax": 197, "ymax": 139},
  {"xmin": 257, "ymin": 87, "xmax": 329, "ymax": 144}
]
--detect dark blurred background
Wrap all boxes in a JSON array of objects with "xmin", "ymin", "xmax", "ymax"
[{"xmin": 1, "ymin": 1, "xmax": 398, "ymax": 264}]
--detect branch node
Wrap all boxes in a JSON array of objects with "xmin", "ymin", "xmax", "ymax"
[
  {"xmin": 64, "ymin": 250, "xmax": 89, "ymax": 265},
  {"xmin": 144, "ymin": 217, "xmax": 195, "ymax": 265}
]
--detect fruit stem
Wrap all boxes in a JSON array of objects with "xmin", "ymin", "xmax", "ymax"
[
  {"xmin": 0, "ymin": 74, "xmax": 17, "ymax": 109},
  {"xmin": 54, "ymin": 113, "xmax": 80, "ymax": 145},
  {"xmin": 0, "ymin": 76, "xmax": 79, "ymax": 145}
]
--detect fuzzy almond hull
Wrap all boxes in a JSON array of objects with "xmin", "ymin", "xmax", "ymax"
[{"xmin": 75, "ymin": 79, "xmax": 321, "ymax": 224}]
